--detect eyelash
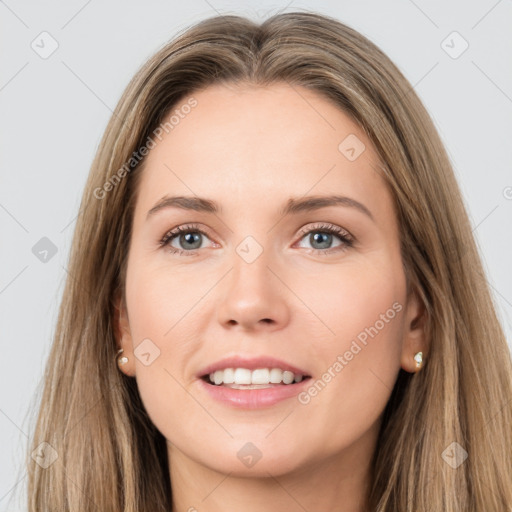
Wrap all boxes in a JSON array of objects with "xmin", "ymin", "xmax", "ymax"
[{"xmin": 159, "ymin": 222, "xmax": 354, "ymax": 257}]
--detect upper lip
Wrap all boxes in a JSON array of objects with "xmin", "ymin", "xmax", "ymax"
[{"xmin": 197, "ymin": 355, "xmax": 311, "ymax": 379}]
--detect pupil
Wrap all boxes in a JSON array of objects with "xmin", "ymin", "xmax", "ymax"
[
  {"xmin": 311, "ymin": 232, "xmax": 331, "ymax": 249},
  {"xmin": 181, "ymin": 232, "xmax": 201, "ymax": 249}
]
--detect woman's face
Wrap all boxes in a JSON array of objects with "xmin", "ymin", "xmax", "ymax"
[{"xmin": 116, "ymin": 82, "xmax": 424, "ymax": 478}]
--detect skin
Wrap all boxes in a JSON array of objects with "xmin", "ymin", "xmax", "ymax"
[{"xmin": 115, "ymin": 82, "xmax": 426, "ymax": 512}]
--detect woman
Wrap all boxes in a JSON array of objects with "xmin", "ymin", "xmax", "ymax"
[{"xmin": 27, "ymin": 11, "xmax": 512, "ymax": 511}]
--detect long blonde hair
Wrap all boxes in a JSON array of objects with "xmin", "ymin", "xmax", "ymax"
[{"xmin": 26, "ymin": 11, "xmax": 512, "ymax": 511}]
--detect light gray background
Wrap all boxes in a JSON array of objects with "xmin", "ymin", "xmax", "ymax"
[{"xmin": 1, "ymin": 0, "xmax": 511, "ymax": 509}]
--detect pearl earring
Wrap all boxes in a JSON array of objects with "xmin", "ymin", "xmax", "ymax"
[
  {"xmin": 414, "ymin": 351, "xmax": 423, "ymax": 369},
  {"xmin": 117, "ymin": 348, "xmax": 128, "ymax": 367}
]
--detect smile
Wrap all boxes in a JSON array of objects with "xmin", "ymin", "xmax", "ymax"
[{"xmin": 204, "ymin": 367, "xmax": 310, "ymax": 387}]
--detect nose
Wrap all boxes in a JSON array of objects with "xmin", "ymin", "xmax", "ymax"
[{"xmin": 216, "ymin": 248, "xmax": 290, "ymax": 332}]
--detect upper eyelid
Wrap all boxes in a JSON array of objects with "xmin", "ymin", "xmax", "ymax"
[
  {"xmin": 160, "ymin": 224, "xmax": 210, "ymax": 247},
  {"xmin": 296, "ymin": 223, "xmax": 352, "ymax": 238}
]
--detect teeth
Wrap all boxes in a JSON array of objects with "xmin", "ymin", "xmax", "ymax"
[
  {"xmin": 206, "ymin": 368, "xmax": 307, "ymax": 386},
  {"xmin": 283, "ymin": 371, "xmax": 295, "ymax": 384},
  {"xmin": 269, "ymin": 368, "xmax": 282, "ymax": 384},
  {"xmin": 251, "ymin": 368, "xmax": 270, "ymax": 384},
  {"xmin": 223, "ymin": 368, "xmax": 235, "ymax": 384}
]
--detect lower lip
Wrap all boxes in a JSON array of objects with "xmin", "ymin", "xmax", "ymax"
[{"xmin": 198, "ymin": 377, "xmax": 312, "ymax": 409}]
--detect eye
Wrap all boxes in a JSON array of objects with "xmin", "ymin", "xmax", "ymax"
[
  {"xmin": 159, "ymin": 223, "xmax": 215, "ymax": 256},
  {"xmin": 159, "ymin": 222, "xmax": 354, "ymax": 256},
  {"xmin": 294, "ymin": 223, "xmax": 354, "ymax": 255}
]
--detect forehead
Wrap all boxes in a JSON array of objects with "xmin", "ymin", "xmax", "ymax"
[{"xmin": 134, "ymin": 82, "xmax": 392, "ymax": 222}]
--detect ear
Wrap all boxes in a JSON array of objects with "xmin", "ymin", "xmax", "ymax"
[
  {"xmin": 400, "ymin": 286, "xmax": 428, "ymax": 373},
  {"xmin": 113, "ymin": 292, "xmax": 136, "ymax": 377}
]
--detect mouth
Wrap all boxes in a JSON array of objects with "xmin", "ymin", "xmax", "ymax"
[
  {"xmin": 200, "ymin": 368, "xmax": 312, "ymax": 389},
  {"xmin": 197, "ymin": 362, "xmax": 313, "ymax": 408}
]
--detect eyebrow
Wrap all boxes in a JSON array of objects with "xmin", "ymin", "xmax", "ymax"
[{"xmin": 146, "ymin": 194, "xmax": 374, "ymax": 221}]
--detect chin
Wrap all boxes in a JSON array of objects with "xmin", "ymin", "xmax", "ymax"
[{"xmin": 197, "ymin": 439, "xmax": 311, "ymax": 478}]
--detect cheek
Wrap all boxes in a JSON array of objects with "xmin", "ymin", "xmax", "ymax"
[
  {"xmin": 291, "ymin": 261, "xmax": 405, "ymax": 433},
  {"xmin": 123, "ymin": 263, "xmax": 201, "ymax": 421},
  {"xmin": 289, "ymin": 256, "xmax": 405, "ymax": 355},
  {"xmin": 125, "ymin": 259, "xmax": 208, "ymax": 341}
]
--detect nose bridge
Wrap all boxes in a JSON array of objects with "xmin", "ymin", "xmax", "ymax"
[
  {"xmin": 230, "ymin": 234, "xmax": 274, "ymax": 303},
  {"xmin": 216, "ymin": 233, "xmax": 289, "ymax": 330}
]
